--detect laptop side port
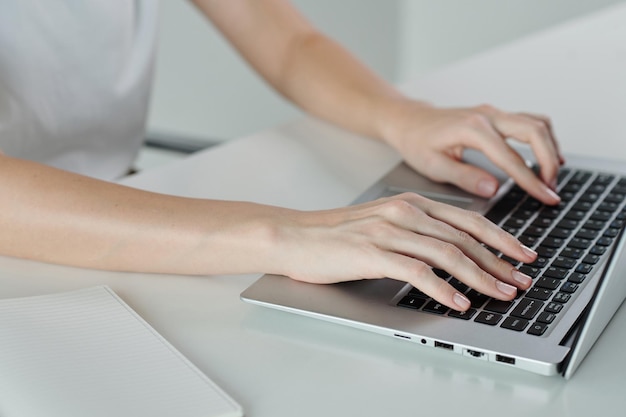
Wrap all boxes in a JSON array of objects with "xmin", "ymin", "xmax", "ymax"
[
  {"xmin": 393, "ymin": 333, "xmax": 412, "ymax": 340},
  {"xmin": 463, "ymin": 349, "xmax": 487, "ymax": 360},
  {"xmin": 434, "ymin": 341, "xmax": 454, "ymax": 350},
  {"xmin": 496, "ymin": 354, "xmax": 516, "ymax": 365}
]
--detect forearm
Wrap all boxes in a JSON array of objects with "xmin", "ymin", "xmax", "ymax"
[
  {"xmin": 192, "ymin": 0, "xmax": 411, "ymax": 145},
  {"xmin": 0, "ymin": 155, "xmax": 282, "ymax": 275},
  {"xmin": 273, "ymin": 31, "xmax": 411, "ymax": 142}
]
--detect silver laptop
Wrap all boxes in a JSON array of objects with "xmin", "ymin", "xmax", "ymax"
[{"xmin": 241, "ymin": 151, "xmax": 626, "ymax": 378}]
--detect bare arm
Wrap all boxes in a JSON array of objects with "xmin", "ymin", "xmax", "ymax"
[
  {"xmin": 0, "ymin": 154, "xmax": 278, "ymax": 275},
  {"xmin": 0, "ymin": 1, "xmax": 552, "ymax": 311},
  {"xmin": 192, "ymin": 0, "xmax": 563, "ymax": 204},
  {"xmin": 0, "ymin": 153, "xmax": 535, "ymax": 311}
]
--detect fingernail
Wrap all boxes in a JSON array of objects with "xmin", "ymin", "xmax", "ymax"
[
  {"xmin": 543, "ymin": 184, "xmax": 561, "ymax": 202},
  {"xmin": 520, "ymin": 244, "xmax": 537, "ymax": 259},
  {"xmin": 453, "ymin": 293, "xmax": 471, "ymax": 310},
  {"xmin": 477, "ymin": 179, "xmax": 497, "ymax": 197},
  {"xmin": 512, "ymin": 270, "xmax": 532, "ymax": 287},
  {"xmin": 496, "ymin": 280, "xmax": 517, "ymax": 297}
]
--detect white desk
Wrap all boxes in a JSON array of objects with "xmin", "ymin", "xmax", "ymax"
[{"xmin": 2, "ymin": 3, "xmax": 626, "ymax": 416}]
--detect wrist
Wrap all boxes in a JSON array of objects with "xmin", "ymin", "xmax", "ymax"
[{"xmin": 373, "ymin": 96, "xmax": 433, "ymax": 153}]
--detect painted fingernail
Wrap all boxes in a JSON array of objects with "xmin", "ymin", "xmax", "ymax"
[
  {"xmin": 496, "ymin": 280, "xmax": 517, "ymax": 297},
  {"xmin": 477, "ymin": 179, "xmax": 497, "ymax": 197},
  {"xmin": 453, "ymin": 292, "xmax": 471, "ymax": 310},
  {"xmin": 520, "ymin": 244, "xmax": 537, "ymax": 259},
  {"xmin": 543, "ymin": 184, "xmax": 561, "ymax": 202},
  {"xmin": 512, "ymin": 270, "xmax": 532, "ymax": 288}
]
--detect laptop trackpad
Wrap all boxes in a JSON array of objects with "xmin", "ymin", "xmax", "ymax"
[{"xmin": 376, "ymin": 149, "xmax": 513, "ymax": 211}]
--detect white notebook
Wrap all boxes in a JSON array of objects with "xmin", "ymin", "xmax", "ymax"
[{"xmin": 0, "ymin": 286, "xmax": 243, "ymax": 417}]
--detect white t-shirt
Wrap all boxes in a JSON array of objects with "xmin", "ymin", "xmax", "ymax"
[{"xmin": 0, "ymin": 0, "xmax": 158, "ymax": 180}]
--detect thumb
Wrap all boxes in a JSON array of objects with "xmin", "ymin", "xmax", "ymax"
[{"xmin": 418, "ymin": 156, "xmax": 500, "ymax": 198}]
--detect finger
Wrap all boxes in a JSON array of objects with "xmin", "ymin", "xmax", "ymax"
[
  {"xmin": 411, "ymin": 194, "xmax": 538, "ymax": 262},
  {"xmin": 387, "ymin": 194, "xmax": 534, "ymax": 288},
  {"xmin": 411, "ymin": 215, "xmax": 533, "ymax": 290},
  {"xmin": 421, "ymin": 154, "xmax": 501, "ymax": 198},
  {"xmin": 381, "ymin": 233, "xmax": 519, "ymax": 305},
  {"xmin": 378, "ymin": 193, "xmax": 537, "ymax": 266},
  {"xmin": 463, "ymin": 124, "xmax": 561, "ymax": 205},
  {"xmin": 490, "ymin": 112, "xmax": 561, "ymax": 189},
  {"xmin": 381, "ymin": 255, "xmax": 473, "ymax": 311},
  {"xmin": 518, "ymin": 112, "xmax": 565, "ymax": 165}
]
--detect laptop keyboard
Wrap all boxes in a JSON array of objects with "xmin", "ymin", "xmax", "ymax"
[{"xmin": 397, "ymin": 168, "xmax": 626, "ymax": 337}]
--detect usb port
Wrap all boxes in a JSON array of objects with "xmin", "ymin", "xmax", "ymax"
[
  {"xmin": 463, "ymin": 349, "xmax": 487, "ymax": 360},
  {"xmin": 496, "ymin": 354, "xmax": 516, "ymax": 365},
  {"xmin": 434, "ymin": 341, "xmax": 454, "ymax": 350}
]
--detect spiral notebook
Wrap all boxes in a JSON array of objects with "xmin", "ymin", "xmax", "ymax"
[{"xmin": 0, "ymin": 286, "xmax": 243, "ymax": 417}]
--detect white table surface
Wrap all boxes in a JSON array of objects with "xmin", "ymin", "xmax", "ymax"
[{"xmin": 2, "ymin": 3, "xmax": 626, "ymax": 416}]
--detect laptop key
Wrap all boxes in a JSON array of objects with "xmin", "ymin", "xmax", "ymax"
[
  {"xmin": 544, "ymin": 267, "xmax": 569, "ymax": 279},
  {"xmin": 511, "ymin": 298, "xmax": 543, "ymax": 319},
  {"xmin": 541, "ymin": 207, "xmax": 562, "ymax": 219},
  {"xmin": 610, "ymin": 219, "xmax": 625, "ymax": 229},
  {"xmin": 545, "ymin": 302, "xmax": 564, "ymax": 314},
  {"xmin": 518, "ymin": 235, "xmax": 540, "ymax": 247},
  {"xmin": 448, "ymin": 308, "xmax": 476, "ymax": 320},
  {"xmin": 526, "ymin": 287, "xmax": 553, "ymax": 301},
  {"xmin": 583, "ymin": 220, "xmax": 607, "ymax": 231},
  {"xmin": 536, "ymin": 246, "xmax": 558, "ymax": 258},
  {"xmin": 605, "ymin": 193, "xmax": 625, "ymax": 204},
  {"xmin": 575, "ymin": 263, "xmax": 594, "ymax": 274},
  {"xmin": 590, "ymin": 210, "xmax": 612, "ymax": 221},
  {"xmin": 526, "ymin": 257, "xmax": 549, "ymax": 268},
  {"xmin": 448, "ymin": 278, "xmax": 469, "ymax": 293},
  {"xmin": 408, "ymin": 287, "xmax": 429, "ymax": 298},
  {"xmin": 572, "ymin": 201, "xmax": 593, "ymax": 212},
  {"xmin": 501, "ymin": 317, "xmax": 529, "ymax": 332},
  {"xmin": 550, "ymin": 228, "xmax": 573, "ymax": 239},
  {"xmin": 604, "ymin": 228, "xmax": 621, "ymax": 238},
  {"xmin": 560, "ymin": 247, "xmax": 584, "ymax": 259},
  {"xmin": 598, "ymin": 201, "xmax": 619, "ymax": 212},
  {"xmin": 575, "ymin": 228, "xmax": 599, "ymax": 240},
  {"xmin": 518, "ymin": 265, "xmax": 541, "ymax": 278},
  {"xmin": 466, "ymin": 290, "xmax": 490, "ymax": 308},
  {"xmin": 398, "ymin": 296, "xmax": 426, "ymax": 310},
  {"xmin": 423, "ymin": 301, "xmax": 450, "ymax": 315},
  {"xmin": 528, "ymin": 322, "xmax": 549, "ymax": 336},
  {"xmin": 561, "ymin": 282, "xmax": 579, "ymax": 293},
  {"xmin": 484, "ymin": 299, "xmax": 514, "ymax": 314},
  {"xmin": 568, "ymin": 237, "xmax": 592, "ymax": 249},
  {"xmin": 569, "ymin": 171, "xmax": 592, "ymax": 184},
  {"xmin": 569, "ymin": 171, "xmax": 591, "ymax": 184},
  {"xmin": 474, "ymin": 311, "xmax": 502, "ymax": 326},
  {"xmin": 582, "ymin": 254, "xmax": 600, "ymax": 265},
  {"xmin": 541, "ymin": 237, "xmax": 566, "ymax": 248},
  {"xmin": 593, "ymin": 174, "xmax": 615, "ymax": 185},
  {"xmin": 537, "ymin": 312, "xmax": 557, "ymax": 324},
  {"xmin": 596, "ymin": 237, "xmax": 614, "ymax": 246},
  {"xmin": 536, "ymin": 277, "xmax": 561, "ymax": 290},
  {"xmin": 553, "ymin": 292, "xmax": 571, "ymax": 303},
  {"xmin": 565, "ymin": 210, "xmax": 586, "ymax": 220},
  {"xmin": 567, "ymin": 272, "xmax": 587, "ymax": 284},
  {"xmin": 589, "ymin": 245, "xmax": 607, "ymax": 256},
  {"xmin": 551, "ymin": 256, "xmax": 577, "ymax": 269},
  {"xmin": 557, "ymin": 219, "xmax": 579, "ymax": 229}
]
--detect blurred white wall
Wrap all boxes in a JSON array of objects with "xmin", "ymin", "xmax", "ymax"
[
  {"xmin": 147, "ymin": 0, "xmax": 623, "ymax": 143},
  {"xmin": 396, "ymin": 0, "xmax": 624, "ymax": 81}
]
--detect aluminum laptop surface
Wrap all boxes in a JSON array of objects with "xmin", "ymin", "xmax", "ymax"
[{"xmin": 241, "ymin": 152, "xmax": 626, "ymax": 377}]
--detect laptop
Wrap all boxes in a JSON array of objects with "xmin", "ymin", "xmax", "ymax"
[{"xmin": 241, "ymin": 150, "xmax": 626, "ymax": 378}]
